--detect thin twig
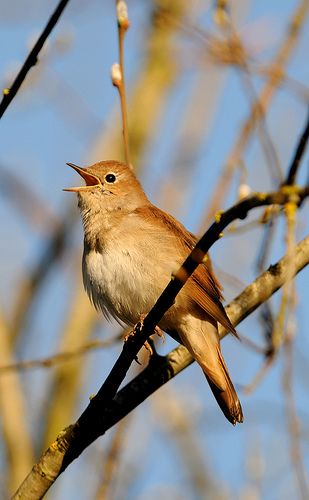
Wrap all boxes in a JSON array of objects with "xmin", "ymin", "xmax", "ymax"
[
  {"xmin": 0, "ymin": 0, "xmax": 70, "ymax": 119},
  {"xmin": 0, "ymin": 336, "xmax": 123, "ymax": 374},
  {"xmin": 284, "ymin": 110, "xmax": 309, "ymax": 186},
  {"xmin": 283, "ymin": 332, "xmax": 309, "ymax": 499},
  {"xmin": 201, "ymin": 0, "xmax": 309, "ymax": 227},
  {"xmin": 10, "ymin": 206, "xmax": 76, "ymax": 340},
  {"xmin": 116, "ymin": 1, "xmax": 131, "ymax": 167},
  {"xmin": 95, "ymin": 418, "xmax": 130, "ymax": 500},
  {"xmin": 242, "ymin": 354, "xmax": 275, "ymax": 396},
  {"xmin": 0, "ymin": 308, "xmax": 35, "ymax": 494}
]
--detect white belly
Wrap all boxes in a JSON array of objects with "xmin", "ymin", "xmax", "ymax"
[{"xmin": 83, "ymin": 246, "xmax": 168, "ymax": 326}]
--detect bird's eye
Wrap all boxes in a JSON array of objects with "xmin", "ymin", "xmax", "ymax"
[{"xmin": 105, "ymin": 173, "xmax": 116, "ymax": 183}]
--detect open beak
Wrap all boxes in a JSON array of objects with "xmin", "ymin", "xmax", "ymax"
[{"xmin": 63, "ymin": 163, "xmax": 101, "ymax": 192}]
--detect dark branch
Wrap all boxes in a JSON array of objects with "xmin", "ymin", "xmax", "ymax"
[
  {"xmin": 70, "ymin": 186, "xmax": 309, "ymax": 465},
  {"xmin": 11, "ymin": 185, "xmax": 309, "ymax": 500},
  {"xmin": 12, "ymin": 232, "xmax": 309, "ymax": 500},
  {"xmin": 86, "ymin": 229, "xmax": 309, "ymax": 432},
  {"xmin": 284, "ymin": 110, "xmax": 309, "ymax": 186},
  {"xmin": 0, "ymin": 0, "xmax": 70, "ymax": 119}
]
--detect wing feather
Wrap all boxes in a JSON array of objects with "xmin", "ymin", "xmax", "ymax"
[{"xmin": 133, "ymin": 204, "xmax": 237, "ymax": 337}]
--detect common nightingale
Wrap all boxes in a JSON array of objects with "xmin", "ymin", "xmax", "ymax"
[{"xmin": 65, "ymin": 160, "xmax": 243, "ymax": 425}]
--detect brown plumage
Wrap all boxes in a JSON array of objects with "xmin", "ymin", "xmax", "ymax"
[{"xmin": 65, "ymin": 160, "xmax": 243, "ymax": 425}]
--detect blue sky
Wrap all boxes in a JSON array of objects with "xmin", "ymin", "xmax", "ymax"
[{"xmin": 1, "ymin": 1, "xmax": 309, "ymax": 499}]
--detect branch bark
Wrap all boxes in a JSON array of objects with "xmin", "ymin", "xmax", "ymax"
[
  {"xmin": 0, "ymin": 0, "xmax": 70, "ymax": 119},
  {"xmin": 12, "ymin": 187, "xmax": 309, "ymax": 500}
]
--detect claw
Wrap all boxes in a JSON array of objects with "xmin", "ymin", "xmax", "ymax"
[
  {"xmin": 124, "ymin": 331, "xmax": 134, "ymax": 343},
  {"xmin": 143, "ymin": 340, "xmax": 153, "ymax": 355},
  {"xmin": 139, "ymin": 314, "xmax": 166, "ymax": 346},
  {"xmin": 124, "ymin": 314, "xmax": 165, "ymax": 361},
  {"xmin": 154, "ymin": 325, "xmax": 165, "ymax": 346}
]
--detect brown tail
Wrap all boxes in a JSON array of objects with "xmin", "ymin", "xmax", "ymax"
[{"xmin": 204, "ymin": 347, "xmax": 243, "ymax": 425}]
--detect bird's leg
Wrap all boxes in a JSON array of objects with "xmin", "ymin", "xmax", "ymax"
[
  {"xmin": 124, "ymin": 314, "xmax": 166, "ymax": 359},
  {"xmin": 143, "ymin": 339, "xmax": 154, "ymax": 356},
  {"xmin": 138, "ymin": 313, "xmax": 166, "ymax": 348},
  {"xmin": 123, "ymin": 325, "xmax": 143, "ymax": 365},
  {"xmin": 154, "ymin": 325, "xmax": 165, "ymax": 346}
]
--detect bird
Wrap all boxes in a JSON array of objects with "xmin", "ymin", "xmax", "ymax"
[{"xmin": 64, "ymin": 160, "xmax": 243, "ymax": 425}]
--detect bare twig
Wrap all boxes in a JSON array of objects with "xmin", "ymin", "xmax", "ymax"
[
  {"xmin": 0, "ymin": 308, "xmax": 35, "ymax": 495},
  {"xmin": 10, "ymin": 206, "xmax": 76, "ymax": 340},
  {"xmin": 242, "ymin": 354, "xmax": 275, "ymax": 396},
  {"xmin": 0, "ymin": 0, "xmax": 70, "ymax": 119},
  {"xmin": 283, "ymin": 330, "xmax": 309, "ymax": 499},
  {"xmin": 0, "ymin": 336, "xmax": 123, "ymax": 374},
  {"xmin": 114, "ymin": 1, "xmax": 131, "ymax": 167},
  {"xmin": 284, "ymin": 110, "xmax": 309, "ymax": 186},
  {"xmin": 201, "ymin": 0, "xmax": 309, "ymax": 227},
  {"xmin": 95, "ymin": 415, "xmax": 131, "ymax": 500}
]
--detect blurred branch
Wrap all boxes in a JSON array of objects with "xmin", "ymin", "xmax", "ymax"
[
  {"xmin": 0, "ymin": 0, "xmax": 70, "ymax": 119},
  {"xmin": 236, "ymin": 198, "xmax": 300, "ymax": 396},
  {"xmin": 244, "ymin": 109, "xmax": 309, "ymax": 394},
  {"xmin": 202, "ymin": 0, "xmax": 309, "ymax": 227},
  {"xmin": 237, "ymin": 65, "xmax": 283, "ymax": 185},
  {"xmin": 283, "ymin": 326, "xmax": 309, "ymax": 500},
  {"xmin": 12, "ymin": 185, "xmax": 309, "ymax": 499},
  {"xmin": 0, "ymin": 307, "xmax": 35, "ymax": 496},
  {"xmin": 0, "ymin": 165, "xmax": 59, "ymax": 233},
  {"xmin": 271, "ymin": 202, "xmax": 297, "ymax": 350},
  {"xmin": 152, "ymin": 388, "xmax": 228, "ymax": 500},
  {"xmin": 90, "ymin": 0, "xmax": 189, "ymax": 167},
  {"xmin": 242, "ymin": 354, "xmax": 275, "ymax": 396},
  {"xmin": 0, "ymin": 336, "xmax": 123, "ymax": 374},
  {"xmin": 95, "ymin": 416, "xmax": 130, "ymax": 500},
  {"xmin": 10, "ymin": 206, "xmax": 76, "ymax": 340},
  {"xmin": 41, "ymin": 277, "xmax": 102, "ymax": 450}
]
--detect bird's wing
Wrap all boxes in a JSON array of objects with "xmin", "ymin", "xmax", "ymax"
[
  {"xmin": 134, "ymin": 204, "xmax": 237, "ymax": 337},
  {"xmin": 185, "ymin": 270, "xmax": 238, "ymax": 336}
]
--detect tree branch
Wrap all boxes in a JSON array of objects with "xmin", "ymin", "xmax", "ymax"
[
  {"xmin": 283, "ymin": 110, "xmax": 309, "ymax": 186},
  {"xmin": 0, "ymin": 0, "xmax": 70, "ymax": 119},
  {"xmin": 12, "ymin": 185, "xmax": 309, "ymax": 499}
]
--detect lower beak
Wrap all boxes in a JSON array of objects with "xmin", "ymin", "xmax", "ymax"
[{"xmin": 63, "ymin": 163, "xmax": 101, "ymax": 192}]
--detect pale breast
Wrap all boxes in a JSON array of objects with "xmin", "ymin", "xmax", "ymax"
[
  {"xmin": 81, "ymin": 208, "xmax": 192, "ymax": 328},
  {"xmin": 82, "ymin": 244, "xmax": 170, "ymax": 326}
]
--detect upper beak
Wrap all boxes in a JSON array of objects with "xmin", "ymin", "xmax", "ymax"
[{"xmin": 63, "ymin": 163, "xmax": 101, "ymax": 192}]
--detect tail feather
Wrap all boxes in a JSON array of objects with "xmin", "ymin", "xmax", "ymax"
[
  {"xmin": 204, "ymin": 347, "xmax": 243, "ymax": 425},
  {"xmin": 166, "ymin": 325, "xmax": 243, "ymax": 424}
]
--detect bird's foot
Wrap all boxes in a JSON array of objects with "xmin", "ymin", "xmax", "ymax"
[
  {"xmin": 124, "ymin": 314, "xmax": 165, "ymax": 362},
  {"xmin": 138, "ymin": 313, "xmax": 166, "ymax": 347},
  {"xmin": 143, "ymin": 340, "xmax": 153, "ymax": 356},
  {"xmin": 123, "ymin": 329, "xmax": 142, "ymax": 365},
  {"xmin": 154, "ymin": 325, "xmax": 165, "ymax": 346}
]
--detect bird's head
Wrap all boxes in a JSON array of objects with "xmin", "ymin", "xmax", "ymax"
[{"xmin": 64, "ymin": 160, "xmax": 149, "ymax": 214}]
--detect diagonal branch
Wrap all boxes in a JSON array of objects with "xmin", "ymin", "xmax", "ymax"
[
  {"xmin": 0, "ymin": 0, "xmax": 70, "ymax": 119},
  {"xmin": 12, "ymin": 185, "xmax": 309, "ymax": 500},
  {"xmin": 283, "ymin": 110, "xmax": 309, "ymax": 186},
  {"xmin": 87, "ymin": 232, "xmax": 309, "ymax": 436}
]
